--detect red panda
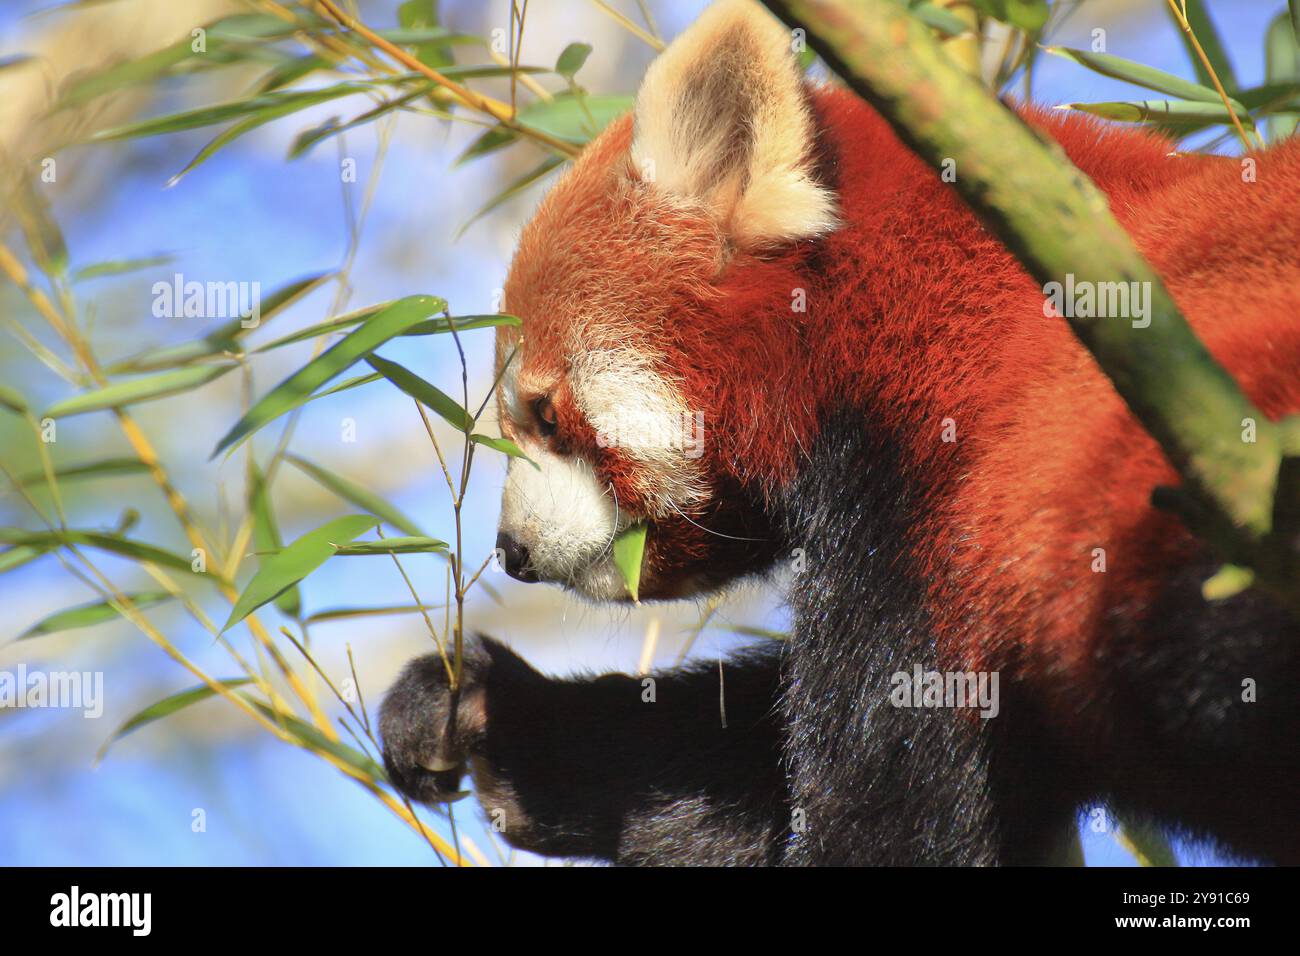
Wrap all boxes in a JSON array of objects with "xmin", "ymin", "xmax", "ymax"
[{"xmin": 380, "ymin": 0, "xmax": 1300, "ymax": 865}]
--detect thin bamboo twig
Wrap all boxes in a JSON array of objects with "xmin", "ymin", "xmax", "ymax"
[
  {"xmin": 634, "ymin": 0, "xmax": 662, "ymax": 42},
  {"xmin": 306, "ymin": 0, "xmax": 580, "ymax": 156},
  {"xmin": 0, "ymin": 239, "xmax": 338, "ymax": 737},
  {"xmin": 1166, "ymin": 0, "xmax": 1262, "ymax": 151},
  {"xmin": 2, "ymin": 53, "xmax": 471, "ymax": 863},
  {"xmin": 590, "ymin": 0, "xmax": 665, "ymax": 51}
]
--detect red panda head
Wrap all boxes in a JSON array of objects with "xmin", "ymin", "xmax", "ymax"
[{"xmin": 494, "ymin": 0, "xmax": 837, "ymax": 600}]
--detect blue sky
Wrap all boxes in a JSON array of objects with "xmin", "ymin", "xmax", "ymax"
[{"xmin": 0, "ymin": 0, "xmax": 1287, "ymax": 867}]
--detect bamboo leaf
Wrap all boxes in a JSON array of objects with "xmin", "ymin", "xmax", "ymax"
[
  {"xmin": 109, "ymin": 341, "xmax": 235, "ymax": 376},
  {"xmin": 90, "ymin": 82, "xmax": 384, "ymax": 144},
  {"xmin": 97, "ymin": 679, "xmax": 254, "ymax": 763},
  {"xmin": 72, "ymin": 255, "xmax": 175, "ymax": 282},
  {"xmin": 256, "ymin": 54, "xmax": 336, "ymax": 93},
  {"xmin": 1044, "ymin": 47, "xmax": 1249, "ymax": 115},
  {"xmin": 1266, "ymin": 13, "xmax": 1300, "ymax": 141},
  {"xmin": 906, "ymin": 2, "xmax": 971, "ymax": 37},
  {"xmin": 221, "ymin": 515, "xmax": 378, "ymax": 631},
  {"xmin": 192, "ymin": 70, "xmax": 508, "ymax": 173},
  {"xmin": 332, "ymin": 536, "xmax": 448, "ymax": 555},
  {"xmin": 45, "ymin": 364, "xmax": 233, "ymax": 418},
  {"xmin": 109, "ymin": 271, "xmax": 333, "ymax": 372},
  {"xmin": 19, "ymin": 458, "xmax": 151, "ymax": 485},
  {"xmin": 510, "ymin": 93, "xmax": 632, "ymax": 144},
  {"xmin": 251, "ymin": 303, "xmax": 390, "ymax": 352},
  {"xmin": 456, "ymin": 125, "xmax": 516, "ymax": 164},
  {"xmin": 456, "ymin": 158, "xmax": 563, "ymax": 238},
  {"xmin": 434, "ymin": 64, "xmax": 547, "ymax": 78},
  {"xmin": 1056, "ymin": 99, "xmax": 1253, "ymax": 127},
  {"xmin": 308, "ymin": 371, "xmax": 384, "ymax": 401},
  {"xmin": 1202, "ymin": 563, "xmax": 1255, "ymax": 601},
  {"xmin": 303, "ymin": 603, "xmax": 439, "ymax": 623},
  {"xmin": 204, "ymin": 11, "xmax": 314, "ymax": 42},
  {"xmin": 249, "ymin": 461, "xmax": 300, "ymax": 618},
  {"xmin": 457, "ymin": 94, "xmax": 632, "ymax": 163},
  {"xmin": 0, "ymin": 528, "xmax": 199, "ymax": 574},
  {"xmin": 469, "ymin": 433, "xmax": 536, "ymax": 467},
  {"xmin": 288, "ymin": 86, "xmax": 430, "ymax": 159},
  {"xmin": 169, "ymin": 111, "xmax": 299, "ymax": 186},
  {"xmin": 556, "ymin": 42, "xmax": 592, "ymax": 79},
  {"xmin": 13, "ymin": 170, "xmax": 68, "ymax": 276},
  {"xmin": 378, "ymin": 27, "xmax": 481, "ymax": 47},
  {"xmin": 398, "ymin": 0, "xmax": 452, "ymax": 69},
  {"xmin": 211, "ymin": 295, "xmax": 445, "ymax": 458},
  {"xmin": 0, "ymin": 385, "xmax": 28, "ymax": 415},
  {"xmin": 970, "ymin": 0, "xmax": 1047, "ymax": 31},
  {"xmin": 255, "ymin": 28, "xmax": 480, "ymax": 91},
  {"xmin": 403, "ymin": 314, "xmax": 522, "ymax": 336},
  {"xmin": 58, "ymin": 38, "xmax": 198, "ymax": 110},
  {"xmin": 1233, "ymin": 81, "xmax": 1300, "ymax": 112},
  {"xmin": 241, "ymin": 270, "xmax": 335, "ymax": 326},
  {"xmin": 17, "ymin": 591, "xmax": 173, "ymax": 641},
  {"xmin": 286, "ymin": 454, "xmax": 425, "ymax": 536},
  {"xmin": 58, "ymin": 13, "xmax": 307, "ymax": 108},
  {"xmin": 254, "ymin": 310, "xmax": 516, "ymax": 352},
  {"xmin": 168, "ymin": 81, "xmax": 426, "ymax": 184},
  {"xmin": 365, "ymin": 354, "xmax": 473, "ymax": 432},
  {"xmin": 612, "ymin": 523, "xmax": 648, "ymax": 603},
  {"xmin": 0, "ymin": 546, "xmax": 46, "ymax": 574}
]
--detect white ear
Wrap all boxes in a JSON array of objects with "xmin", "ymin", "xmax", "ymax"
[{"xmin": 630, "ymin": 0, "xmax": 837, "ymax": 248}]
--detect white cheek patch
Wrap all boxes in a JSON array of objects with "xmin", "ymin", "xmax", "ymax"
[
  {"xmin": 493, "ymin": 342, "xmax": 708, "ymax": 598},
  {"xmin": 498, "ymin": 447, "xmax": 625, "ymax": 597},
  {"xmin": 570, "ymin": 348, "xmax": 708, "ymax": 518}
]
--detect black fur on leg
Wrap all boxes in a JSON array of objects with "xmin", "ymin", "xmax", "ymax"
[
  {"xmin": 773, "ymin": 409, "xmax": 1074, "ymax": 865},
  {"xmin": 1087, "ymin": 556, "xmax": 1300, "ymax": 864},
  {"xmin": 379, "ymin": 639, "xmax": 493, "ymax": 805},
  {"xmin": 380, "ymin": 634, "xmax": 791, "ymax": 865}
]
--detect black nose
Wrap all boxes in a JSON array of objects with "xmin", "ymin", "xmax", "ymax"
[{"xmin": 496, "ymin": 531, "xmax": 539, "ymax": 582}]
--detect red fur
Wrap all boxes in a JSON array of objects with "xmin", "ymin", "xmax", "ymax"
[{"xmin": 501, "ymin": 85, "xmax": 1300, "ymax": 686}]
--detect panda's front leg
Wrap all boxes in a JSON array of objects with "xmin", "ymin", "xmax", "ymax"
[
  {"xmin": 772, "ymin": 416, "xmax": 1079, "ymax": 865},
  {"xmin": 380, "ymin": 635, "xmax": 791, "ymax": 865},
  {"xmin": 779, "ymin": 605, "xmax": 1078, "ymax": 866}
]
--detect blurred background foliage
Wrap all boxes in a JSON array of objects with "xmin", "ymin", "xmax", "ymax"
[{"xmin": 0, "ymin": 0, "xmax": 1293, "ymax": 866}]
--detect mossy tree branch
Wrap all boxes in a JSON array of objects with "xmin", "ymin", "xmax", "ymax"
[{"xmin": 765, "ymin": 0, "xmax": 1300, "ymax": 614}]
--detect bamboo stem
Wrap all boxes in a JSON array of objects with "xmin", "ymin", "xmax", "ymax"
[
  {"xmin": 306, "ymin": 0, "xmax": 580, "ymax": 156},
  {"xmin": 1165, "ymin": 0, "xmax": 1261, "ymax": 150},
  {"xmin": 762, "ymin": 0, "xmax": 1300, "ymax": 615}
]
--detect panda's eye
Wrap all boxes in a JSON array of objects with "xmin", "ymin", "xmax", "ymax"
[{"xmin": 532, "ymin": 396, "xmax": 558, "ymax": 437}]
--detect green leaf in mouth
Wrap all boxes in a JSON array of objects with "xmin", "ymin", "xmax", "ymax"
[{"xmin": 612, "ymin": 523, "xmax": 648, "ymax": 603}]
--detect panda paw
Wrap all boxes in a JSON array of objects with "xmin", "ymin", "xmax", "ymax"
[{"xmin": 379, "ymin": 635, "xmax": 494, "ymax": 806}]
